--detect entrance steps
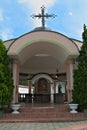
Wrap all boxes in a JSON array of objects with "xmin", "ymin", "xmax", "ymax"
[{"xmin": 1, "ymin": 103, "xmax": 86, "ymax": 123}]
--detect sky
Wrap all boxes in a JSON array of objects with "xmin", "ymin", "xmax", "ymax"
[{"xmin": 0, "ymin": 0, "xmax": 87, "ymax": 41}]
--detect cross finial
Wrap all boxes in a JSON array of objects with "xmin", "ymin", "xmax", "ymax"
[{"xmin": 31, "ymin": 5, "xmax": 56, "ymax": 28}]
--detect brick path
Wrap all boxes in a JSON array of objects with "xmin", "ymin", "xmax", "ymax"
[
  {"xmin": 58, "ymin": 124, "xmax": 87, "ymax": 130},
  {"xmin": 0, "ymin": 121, "xmax": 87, "ymax": 130}
]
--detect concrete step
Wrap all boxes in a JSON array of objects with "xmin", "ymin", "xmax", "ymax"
[
  {"xmin": 4, "ymin": 112, "xmax": 84, "ymax": 118},
  {"xmin": 2, "ymin": 112, "xmax": 86, "ymax": 123},
  {"xmin": 21, "ymin": 104, "xmax": 70, "ymax": 113}
]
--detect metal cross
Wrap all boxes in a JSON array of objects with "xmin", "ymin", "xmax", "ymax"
[{"xmin": 31, "ymin": 5, "xmax": 56, "ymax": 28}]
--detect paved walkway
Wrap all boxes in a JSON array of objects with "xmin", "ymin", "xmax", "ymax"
[{"xmin": 0, "ymin": 121, "xmax": 87, "ymax": 130}]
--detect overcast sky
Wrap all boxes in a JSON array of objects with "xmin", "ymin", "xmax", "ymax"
[{"xmin": 0, "ymin": 0, "xmax": 87, "ymax": 41}]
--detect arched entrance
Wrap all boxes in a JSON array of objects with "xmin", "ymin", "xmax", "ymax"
[
  {"xmin": 6, "ymin": 29, "xmax": 79, "ymax": 103},
  {"xmin": 31, "ymin": 74, "xmax": 54, "ymax": 103}
]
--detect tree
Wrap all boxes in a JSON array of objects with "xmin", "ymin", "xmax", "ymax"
[
  {"xmin": 0, "ymin": 39, "xmax": 14, "ymax": 107},
  {"xmin": 72, "ymin": 24, "xmax": 87, "ymax": 111}
]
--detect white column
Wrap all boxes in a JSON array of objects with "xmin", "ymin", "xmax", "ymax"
[
  {"xmin": 56, "ymin": 82, "xmax": 58, "ymax": 93},
  {"xmin": 50, "ymin": 84, "xmax": 54, "ymax": 103},
  {"xmin": 12, "ymin": 60, "xmax": 20, "ymax": 103}
]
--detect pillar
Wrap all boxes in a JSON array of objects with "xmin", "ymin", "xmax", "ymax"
[
  {"xmin": 12, "ymin": 60, "xmax": 20, "ymax": 103},
  {"xmin": 54, "ymin": 80, "xmax": 56, "ymax": 93},
  {"xmin": 50, "ymin": 84, "xmax": 54, "ymax": 103},
  {"xmin": 56, "ymin": 82, "xmax": 58, "ymax": 93},
  {"xmin": 66, "ymin": 61, "xmax": 74, "ymax": 102}
]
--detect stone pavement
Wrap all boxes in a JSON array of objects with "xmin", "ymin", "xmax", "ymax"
[{"xmin": 0, "ymin": 121, "xmax": 87, "ymax": 130}]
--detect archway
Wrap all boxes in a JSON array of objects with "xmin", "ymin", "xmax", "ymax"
[{"xmin": 31, "ymin": 74, "xmax": 54, "ymax": 103}]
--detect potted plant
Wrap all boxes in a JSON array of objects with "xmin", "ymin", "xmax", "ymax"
[
  {"xmin": 0, "ymin": 40, "xmax": 14, "ymax": 117},
  {"xmin": 72, "ymin": 25, "xmax": 87, "ymax": 115}
]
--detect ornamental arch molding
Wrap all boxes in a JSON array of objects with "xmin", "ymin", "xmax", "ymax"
[{"xmin": 32, "ymin": 74, "xmax": 53, "ymax": 85}]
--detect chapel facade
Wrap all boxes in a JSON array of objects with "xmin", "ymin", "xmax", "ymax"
[{"xmin": 4, "ymin": 27, "xmax": 82, "ymax": 104}]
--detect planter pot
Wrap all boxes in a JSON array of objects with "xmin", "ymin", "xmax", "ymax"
[
  {"xmin": 69, "ymin": 104, "xmax": 78, "ymax": 114},
  {"xmin": 11, "ymin": 104, "xmax": 21, "ymax": 114}
]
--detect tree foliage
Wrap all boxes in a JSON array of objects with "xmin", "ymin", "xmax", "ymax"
[
  {"xmin": 0, "ymin": 40, "xmax": 14, "ymax": 106},
  {"xmin": 72, "ymin": 24, "xmax": 87, "ymax": 110}
]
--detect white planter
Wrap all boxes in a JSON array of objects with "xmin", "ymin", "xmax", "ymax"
[
  {"xmin": 11, "ymin": 104, "xmax": 21, "ymax": 114},
  {"xmin": 69, "ymin": 104, "xmax": 78, "ymax": 114}
]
